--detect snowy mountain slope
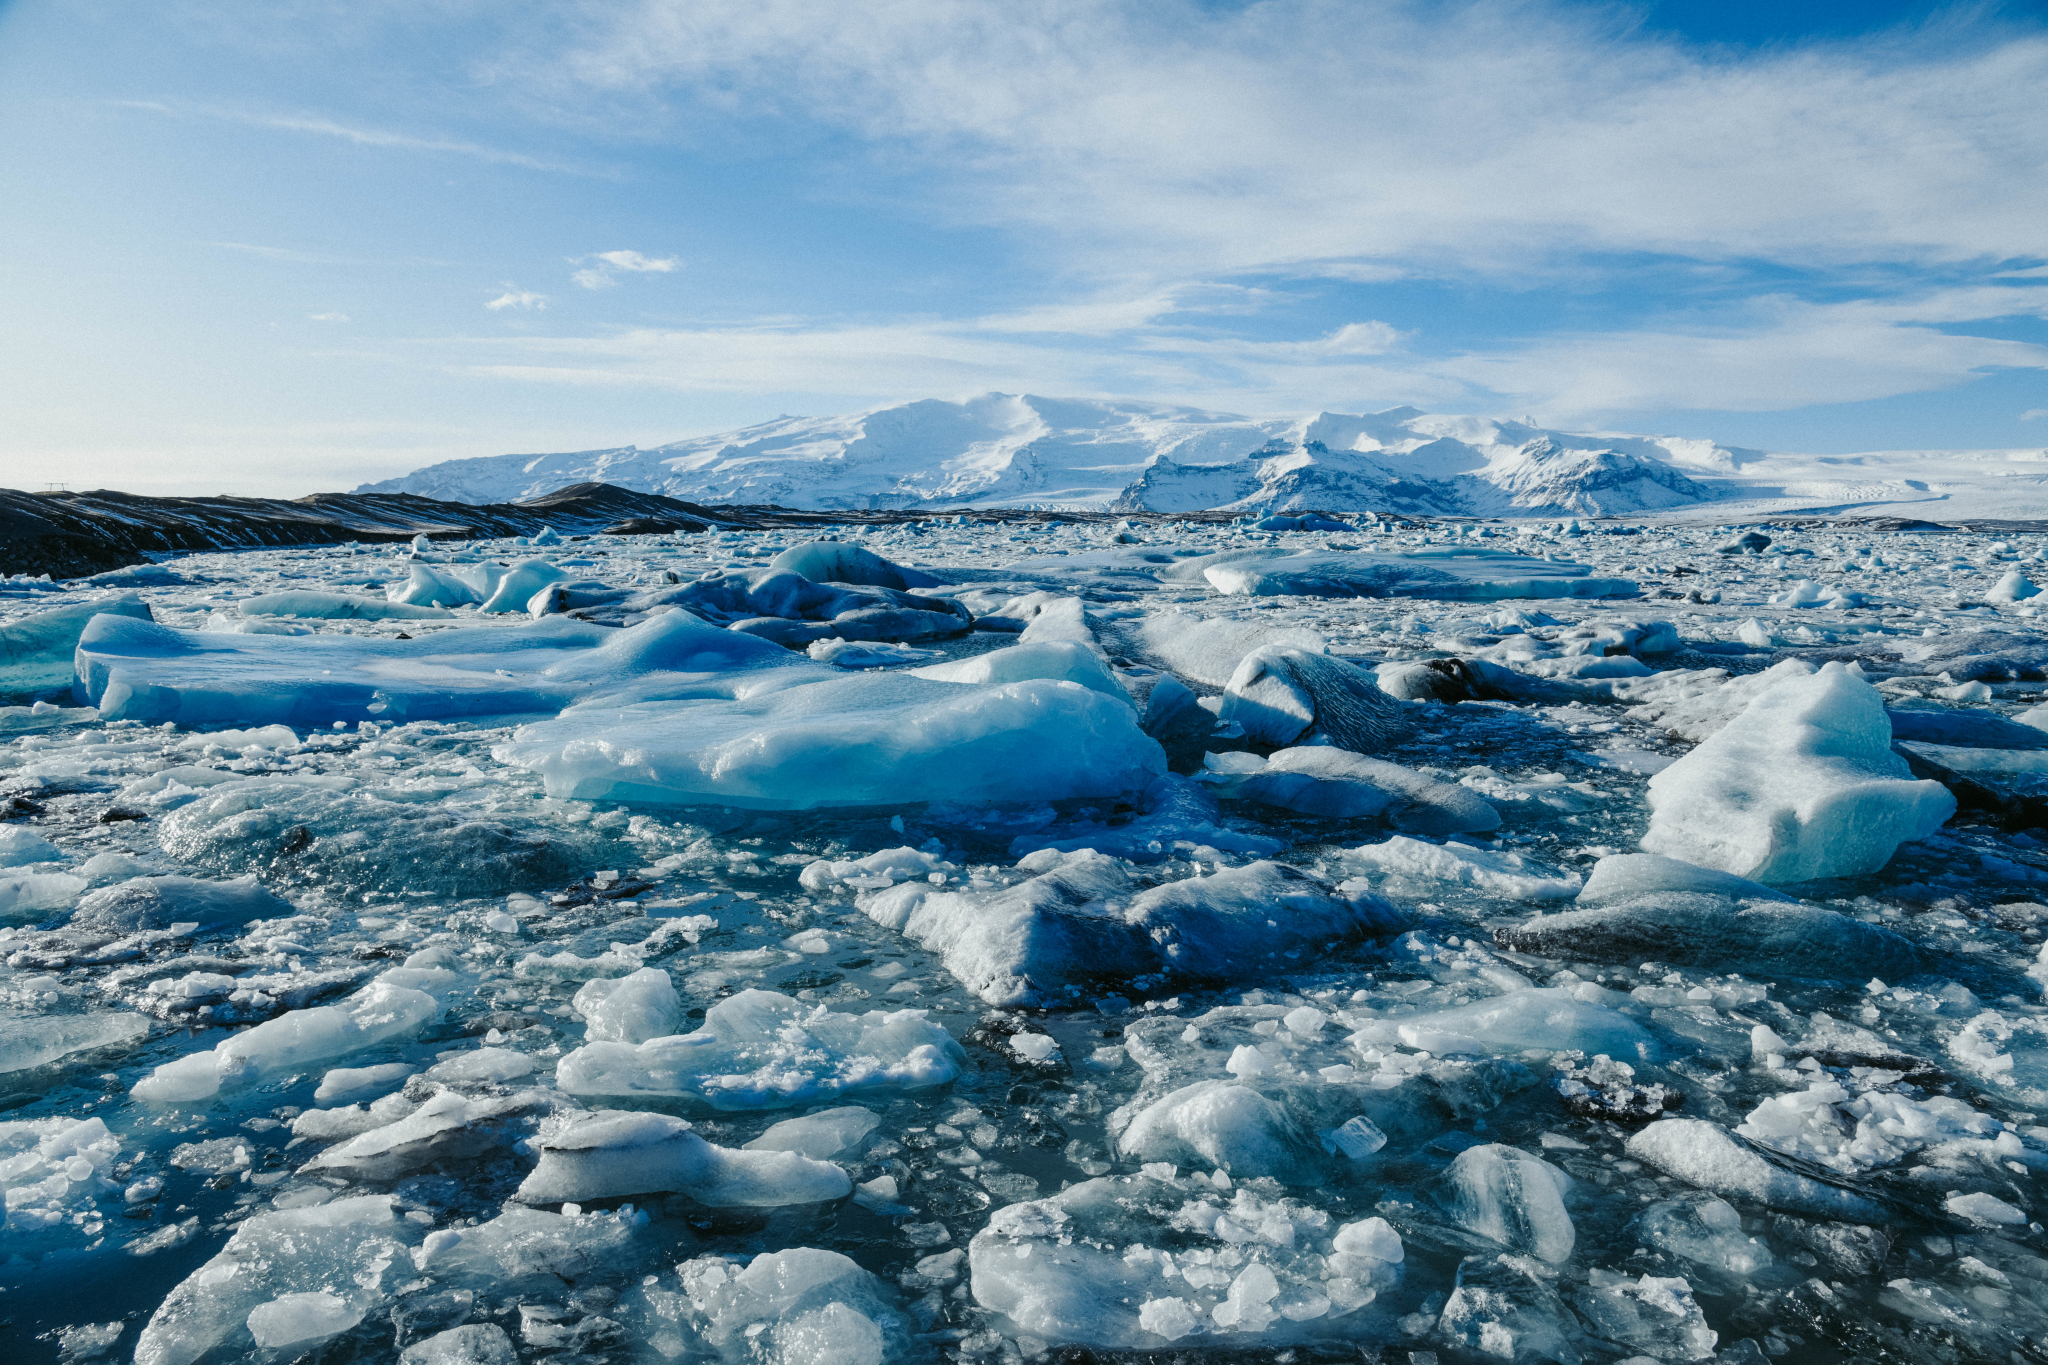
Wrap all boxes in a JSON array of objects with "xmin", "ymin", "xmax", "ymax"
[{"xmin": 359, "ymin": 393, "xmax": 2048, "ymax": 520}]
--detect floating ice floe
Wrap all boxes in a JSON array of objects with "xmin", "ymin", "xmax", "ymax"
[
  {"xmin": 1625, "ymin": 1118, "xmax": 1886, "ymax": 1222},
  {"xmin": 859, "ymin": 852, "xmax": 1399, "ymax": 1006},
  {"xmin": 130, "ymin": 970, "xmax": 446, "ymax": 1102},
  {"xmin": 969, "ymin": 1166, "xmax": 1403, "ymax": 1347},
  {"xmin": 1203, "ymin": 747, "xmax": 1501, "ymax": 833},
  {"xmin": 1496, "ymin": 852, "xmax": 1925, "ymax": 979},
  {"xmin": 237, "ymin": 590, "xmax": 452, "ymax": 621},
  {"xmin": 1641, "ymin": 662, "xmax": 1955, "ymax": 882},
  {"xmin": 1112, "ymin": 1001, "xmax": 1534, "ymax": 1181},
  {"xmin": 1221, "ymin": 646, "xmax": 1411, "ymax": 750},
  {"xmin": 1335, "ymin": 835, "xmax": 1581, "ymax": 901},
  {"xmin": 1159, "ymin": 546, "xmax": 1637, "ymax": 600},
  {"xmin": 515, "ymin": 1110, "xmax": 851, "ymax": 1205},
  {"xmin": 496, "ymin": 645, "xmax": 1166, "ymax": 809},
  {"xmin": 3, "ymin": 1013, "xmax": 149, "ymax": 1076},
  {"xmin": 554, "ymin": 988, "xmax": 965, "ymax": 1108}
]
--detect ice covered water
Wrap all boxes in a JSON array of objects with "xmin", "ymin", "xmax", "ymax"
[{"xmin": 4, "ymin": 515, "xmax": 2048, "ymax": 1364}]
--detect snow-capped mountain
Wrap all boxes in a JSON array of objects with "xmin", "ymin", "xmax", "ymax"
[{"xmin": 358, "ymin": 393, "xmax": 2048, "ymax": 521}]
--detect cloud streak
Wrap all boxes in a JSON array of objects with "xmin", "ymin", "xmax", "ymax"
[
  {"xmin": 118, "ymin": 99, "xmax": 609, "ymax": 177},
  {"xmin": 429, "ymin": 280, "xmax": 2048, "ymax": 424}
]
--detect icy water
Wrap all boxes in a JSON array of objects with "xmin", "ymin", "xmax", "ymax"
[{"xmin": 3, "ymin": 516, "xmax": 2048, "ymax": 1365}]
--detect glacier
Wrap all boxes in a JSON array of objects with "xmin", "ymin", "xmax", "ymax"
[{"xmin": 1, "ymin": 506, "xmax": 2046, "ymax": 1365}]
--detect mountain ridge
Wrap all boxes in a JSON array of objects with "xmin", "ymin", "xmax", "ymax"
[{"xmin": 355, "ymin": 392, "xmax": 2048, "ymax": 522}]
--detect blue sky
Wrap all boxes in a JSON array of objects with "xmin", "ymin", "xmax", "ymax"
[{"xmin": 1, "ymin": 0, "xmax": 2044, "ymax": 495}]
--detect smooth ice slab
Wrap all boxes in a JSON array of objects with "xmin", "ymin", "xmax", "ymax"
[
  {"xmin": 1161, "ymin": 547, "xmax": 1637, "ymax": 600},
  {"xmin": 1498, "ymin": 891, "xmax": 1924, "ymax": 980},
  {"xmin": 75, "ymin": 608, "xmax": 807, "ymax": 727},
  {"xmin": 1641, "ymin": 662, "xmax": 1955, "ymax": 882},
  {"xmin": 1209, "ymin": 747, "xmax": 1501, "ymax": 834},
  {"xmin": 554, "ymin": 988, "xmax": 965, "ymax": 1109},
  {"xmin": 496, "ymin": 652, "xmax": 1167, "ymax": 809}
]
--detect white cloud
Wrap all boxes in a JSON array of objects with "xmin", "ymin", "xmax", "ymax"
[
  {"xmin": 2024, "ymin": 408, "xmax": 2048, "ymax": 421},
  {"xmin": 572, "ymin": 250, "xmax": 681, "ymax": 289},
  {"xmin": 485, "ymin": 288, "xmax": 549, "ymax": 311},
  {"xmin": 535, "ymin": 0, "xmax": 2048, "ymax": 278},
  {"xmin": 308, "ymin": 312, "xmax": 351, "ymax": 322},
  {"xmin": 593, "ymin": 250, "xmax": 679, "ymax": 273}
]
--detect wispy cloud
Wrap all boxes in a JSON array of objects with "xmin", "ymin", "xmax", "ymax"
[
  {"xmin": 571, "ymin": 249, "xmax": 682, "ymax": 289},
  {"xmin": 2024, "ymin": 408, "xmax": 2048, "ymax": 421},
  {"xmin": 426, "ymin": 280, "xmax": 2048, "ymax": 424},
  {"xmin": 308, "ymin": 312, "xmax": 351, "ymax": 323},
  {"xmin": 484, "ymin": 288, "xmax": 548, "ymax": 312},
  {"xmin": 117, "ymin": 99, "xmax": 608, "ymax": 177},
  {"xmin": 537, "ymin": 0, "xmax": 2048, "ymax": 278}
]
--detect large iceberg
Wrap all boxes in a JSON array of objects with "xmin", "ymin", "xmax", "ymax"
[
  {"xmin": 495, "ymin": 651, "xmax": 1167, "ymax": 808},
  {"xmin": 1640, "ymin": 662, "xmax": 1955, "ymax": 882},
  {"xmin": 0, "ymin": 595, "xmax": 151, "ymax": 694}
]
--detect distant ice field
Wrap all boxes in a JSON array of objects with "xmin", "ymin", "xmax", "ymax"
[{"xmin": 2, "ymin": 512, "xmax": 2048, "ymax": 1364}]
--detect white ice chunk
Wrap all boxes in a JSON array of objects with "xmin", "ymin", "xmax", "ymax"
[
  {"xmin": 313, "ymin": 1062, "xmax": 415, "ymax": 1104},
  {"xmin": 132, "ymin": 975, "xmax": 440, "ymax": 1103},
  {"xmin": 555, "ymin": 988, "xmax": 965, "ymax": 1109},
  {"xmin": 1439, "ymin": 1144, "xmax": 1575, "ymax": 1263},
  {"xmin": 741, "ymin": 1106, "xmax": 881, "ymax": 1160},
  {"xmin": 573, "ymin": 967, "xmax": 684, "ymax": 1044},
  {"xmin": 515, "ymin": 1110, "xmax": 850, "ymax": 1206},
  {"xmin": 1642, "ymin": 662, "xmax": 1954, "ymax": 882},
  {"xmin": 1, "ymin": 1014, "xmax": 149, "ymax": 1076},
  {"xmin": 1338, "ymin": 836, "xmax": 1581, "ymax": 901},
  {"xmin": 245, "ymin": 1291, "xmax": 363, "ymax": 1349},
  {"xmin": 1350, "ymin": 987, "xmax": 1655, "ymax": 1061},
  {"xmin": 135, "ymin": 1195, "xmax": 409, "ymax": 1365},
  {"xmin": 1218, "ymin": 747, "xmax": 1500, "ymax": 834},
  {"xmin": 1626, "ymin": 1118, "xmax": 1884, "ymax": 1221},
  {"xmin": 1575, "ymin": 852, "xmax": 1793, "ymax": 905}
]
